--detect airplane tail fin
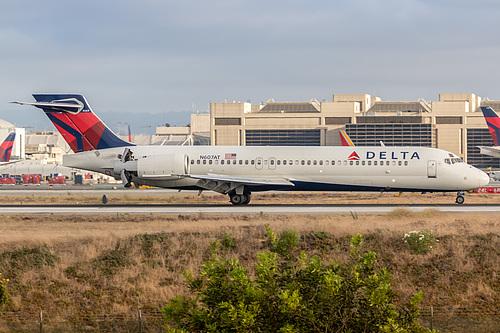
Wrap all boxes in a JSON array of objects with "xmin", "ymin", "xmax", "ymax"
[
  {"xmin": 481, "ymin": 106, "xmax": 500, "ymax": 146},
  {"xmin": 13, "ymin": 94, "xmax": 134, "ymax": 153},
  {"xmin": 0, "ymin": 132, "xmax": 15, "ymax": 162},
  {"xmin": 339, "ymin": 130, "xmax": 355, "ymax": 146}
]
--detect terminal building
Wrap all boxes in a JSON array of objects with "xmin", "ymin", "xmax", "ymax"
[{"xmin": 210, "ymin": 93, "xmax": 500, "ymax": 169}]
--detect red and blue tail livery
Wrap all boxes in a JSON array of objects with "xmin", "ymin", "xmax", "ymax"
[
  {"xmin": 0, "ymin": 132, "xmax": 15, "ymax": 162},
  {"xmin": 480, "ymin": 106, "xmax": 500, "ymax": 146},
  {"xmin": 13, "ymin": 94, "xmax": 133, "ymax": 153}
]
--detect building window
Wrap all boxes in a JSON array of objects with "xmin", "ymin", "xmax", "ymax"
[
  {"xmin": 214, "ymin": 118, "xmax": 241, "ymax": 125},
  {"xmin": 246, "ymin": 129, "xmax": 321, "ymax": 146},
  {"xmin": 467, "ymin": 128, "xmax": 500, "ymax": 168}
]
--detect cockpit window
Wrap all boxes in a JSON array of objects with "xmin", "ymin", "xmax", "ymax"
[{"xmin": 446, "ymin": 157, "xmax": 464, "ymax": 164}]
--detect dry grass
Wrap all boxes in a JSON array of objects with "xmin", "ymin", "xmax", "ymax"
[
  {"xmin": 0, "ymin": 193, "xmax": 498, "ymax": 332},
  {"xmin": 0, "ymin": 190, "xmax": 499, "ymax": 205}
]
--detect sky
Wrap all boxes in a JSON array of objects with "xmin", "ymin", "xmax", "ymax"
[{"xmin": 2, "ymin": 0, "xmax": 500, "ymax": 134}]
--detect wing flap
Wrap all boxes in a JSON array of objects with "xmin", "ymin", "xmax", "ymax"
[{"xmin": 187, "ymin": 173, "xmax": 294, "ymax": 186}]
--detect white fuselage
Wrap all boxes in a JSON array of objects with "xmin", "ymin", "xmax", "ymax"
[{"xmin": 63, "ymin": 145, "xmax": 489, "ymax": 193}]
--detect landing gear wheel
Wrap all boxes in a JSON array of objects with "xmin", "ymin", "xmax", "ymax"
[
  {"xmin": 455, "ymin": 195, "xmax": 465, "ymax": 204},
  {"xmin": 229, "ymin": 193, "xmax": 243, "ymax": 205},
  {"xmin": 242, "ymin": 192, "xmax": 251, "ymax": 205}
]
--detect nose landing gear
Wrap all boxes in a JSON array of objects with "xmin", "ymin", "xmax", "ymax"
[{"xmin": 455, "ymin": 192, "xmax": 465, "ymax": 204}]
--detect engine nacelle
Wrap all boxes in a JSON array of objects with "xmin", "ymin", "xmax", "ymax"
[{"xmin": 136, "ymin": 154, "xmax": 190, "ymax": 179}]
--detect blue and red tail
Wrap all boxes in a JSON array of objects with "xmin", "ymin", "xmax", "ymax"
[
  {"xmin": 0, "ymin": 132, "xmax": 15, "ymax": 162},
  {"xmin": 13, "ymin": 94, "xmax": 134, "ymax": 153},
  {"xmin": 481, "ymin": 106, "xmax": 500, "ymax": 146}
]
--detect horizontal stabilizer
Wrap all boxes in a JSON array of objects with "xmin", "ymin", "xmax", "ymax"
[{"xmin": 12, "ymin": 99, "xmax": 84, "ymax": 114}]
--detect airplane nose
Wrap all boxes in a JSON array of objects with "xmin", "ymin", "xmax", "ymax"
[{"xmin": 478, "ymin": 170, "xmax": 490, "ymax": 187}]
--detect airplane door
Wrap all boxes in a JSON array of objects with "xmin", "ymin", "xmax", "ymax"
[
  {"xmin": 255, "ymin": 157, "xmax": 263, "ymax": 170},
  {"xmin": 269, "ymin": 157, "xmax": 276, "ymax": 170},
  {"xmin": 427, "ymin": 160, "xmax": 437, "ymax": 178}
]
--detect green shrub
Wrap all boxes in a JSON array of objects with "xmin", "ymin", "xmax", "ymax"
[
  {"xmin": 403, "ymin": 230, "xmax": 438, "ymax": 255},
  {"xmin": 162, "ymin": 229, "xmax": 436, "ymax": 332},
  {"xmin": 221, "ymin": 232, "xmax": 235, "ymax": 249}
]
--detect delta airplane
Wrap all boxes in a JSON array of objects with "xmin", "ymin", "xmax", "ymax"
[
  {"xmin": 0, "ymin": 132, "xmax": 17, "ymax": 165},
  {"xmin": 13, "ymin": 94, "xmax": 489, "ymax": 205},
  {"xmin": 478, "ymin": 106, "xmax": 500, "ymax": 158}
]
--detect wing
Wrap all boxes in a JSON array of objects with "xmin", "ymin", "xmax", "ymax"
[
  {"xmin": 477, "ymin": 146, "xmax": 500, "ymax": 158},
  {"xmin": 185, "ymin": 173, "xmax": 294, "ymax": 194}
]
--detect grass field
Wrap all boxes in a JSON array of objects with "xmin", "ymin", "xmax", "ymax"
[{"xmin": 0, "ymin": 192, "xmax": 498, "ymax": 332}]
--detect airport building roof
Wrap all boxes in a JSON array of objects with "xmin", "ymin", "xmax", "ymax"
[{"xmin": 258, "ymin": 102, "xmax": 320, "ymax": 113}]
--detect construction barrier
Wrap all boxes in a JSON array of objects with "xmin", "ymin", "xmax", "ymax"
[
  {"xmin": 49, "ymin": 175, "xmax": 67, "ymax": 184},
  {"xmin": 22, "ymin": 174, "xmax": 41, "ymax": 185},
  {"xmin": 0, "ymin": 177, "xmax": 15, "ymax": 185}
]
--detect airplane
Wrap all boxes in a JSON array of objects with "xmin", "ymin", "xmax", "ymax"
[
  {"xmin": 13, "ymin": 94, "xmax": 489, "ymax": 205},
  {"xmin": 0, "ymin": 132, "xmax": 18, "ymax": 165},
  {"xmin": 477, "ymin": 106, "xmax": 500, "ymax": 158},
  {"xmin": 339, "ymin": 130, "xmax": 354, "ymax": 146}
]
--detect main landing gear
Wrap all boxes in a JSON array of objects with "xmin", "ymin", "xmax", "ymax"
[
  {"xmin": 455, "ymin": 191, "xmax": 465, "ymax": 205},
  {"xmin": 229, "ymin": 191, "xmax": 251, "ymax": 205}
]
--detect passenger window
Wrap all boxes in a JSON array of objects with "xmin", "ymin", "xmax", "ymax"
[
  {"xmin": 301, "ymin": 160, "xmax": 305, "ymax": 165},
  {"xmin": 362, "ymin": 161, "xmax": 365, "ymax": 166},
  {"xmin": 338, "ymin": 160, "xmax": 341, "ymax": 165},
  {"xmin": 233, "ymin": 160, "xmax": 237, "ymax": 165},
  {"xmin": 331, "ymin": 160, "xmax": 334, "ymax": 166},
  {"xmin": 245, "ymin": 160, "xmax": 248, "ymax": 165},
  {"xmin": 445, "ymin": 158, "xmax": 450, "ymax": 164},
  {"xmin": 374, "ymin": 161, "xmax": 377, "ymax": 166},
  {"xmin": 295, "ymin": 160, "xmax": 299, "ymax": 165},
  {"xmin": 190, "ymin": 160, "xmax": 194, "ymax": 164},
  {"xmin": 307, "ymin": 160, "xmax": 311, "ymax": 165},
  {"xmin": 209, "ymin": 160, "xmax": 213, "ymax": 165},
  {"xmin": 251, "ymin": 160, "xmax": 255, "ymax": 165},
  {"xmin": 239, "ymin": 160, "xmax": 242, "ymax": 165},
  {"xmin": 203, "ymin": 160, "xmax": 207, "ymax": 165},
  {"xmin": 283, "ymin": 160, "xmax": 287, "ymax": 165},
  {"xmin": 277, "ymin": 160, "xmax": 281, "ymax": 165},
  {"xmin": 257, "ymin": 159, "xmax": 262, "ymax": 165},
  {"xmin": 350, "ymin": 161, "xmax": 353, "ymax": 165},
  {"xmin": 386, "ymin": 161, "xmax": 390, "ymax": 166},
  {"xmin": 368, "ymin": 161, "xmax": 371, "ymax": 166},
  {"xmin": 404, "ymin": 161, "xmax": 408, "ymax": 166},
  {"xmin": 344, "ymin": 160, "xmax": 347, "ymax": 165},
  {"xmin": 270, "ymin": 159, "xmax": 275, "ymax": 165},
  {"xmin": 221, "ymin": 160, "xmax": 225, "ymax": 165},
  {"xmin": 392, "ymin": 161, "xmax": 396, "ymax": 166},
  {"xmin": 325, "ymin": 160, "xmax": 329, "ymax": 165},
  {"xmin": 313, "ymin": 160, "xmax": 317, "ymax": 165},
  {"xmin": 356, "ymin": 161, "xmax": 359, "ymax": 165},
  {"xmin": 398, "ymin": 161, "xmax": 402, "ymax": 166},
  {"xmin": 215, "ymin": 160, "xmax": 219, "ymax": 165},
  {"xmin": 197, "ymin": 160, "xmax": 200, "ymax": 165},
  {"xmin": 319, "ymin": 160, "xmax": 323, "ymax": 165}
]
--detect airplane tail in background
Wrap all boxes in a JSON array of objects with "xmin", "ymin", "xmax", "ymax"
[
  {"xmin": 481, "ymin": 106, "xmax": 500, "ymax": 146},
  {"xmin": 0, "ymin": 132, "xmax": 15, "ymax": 162},
  {"xmin": 13, "ymin": 94, "xmax": 134, "ymax": 153},
  {"xmin": 339, "ymin": 130, "xmax": 355, "ymax": 146}
]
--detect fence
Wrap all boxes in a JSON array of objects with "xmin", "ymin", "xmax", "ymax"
[{"xmin": 0, "ymin": 308, "xmax": 498, "ymax": 332}]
